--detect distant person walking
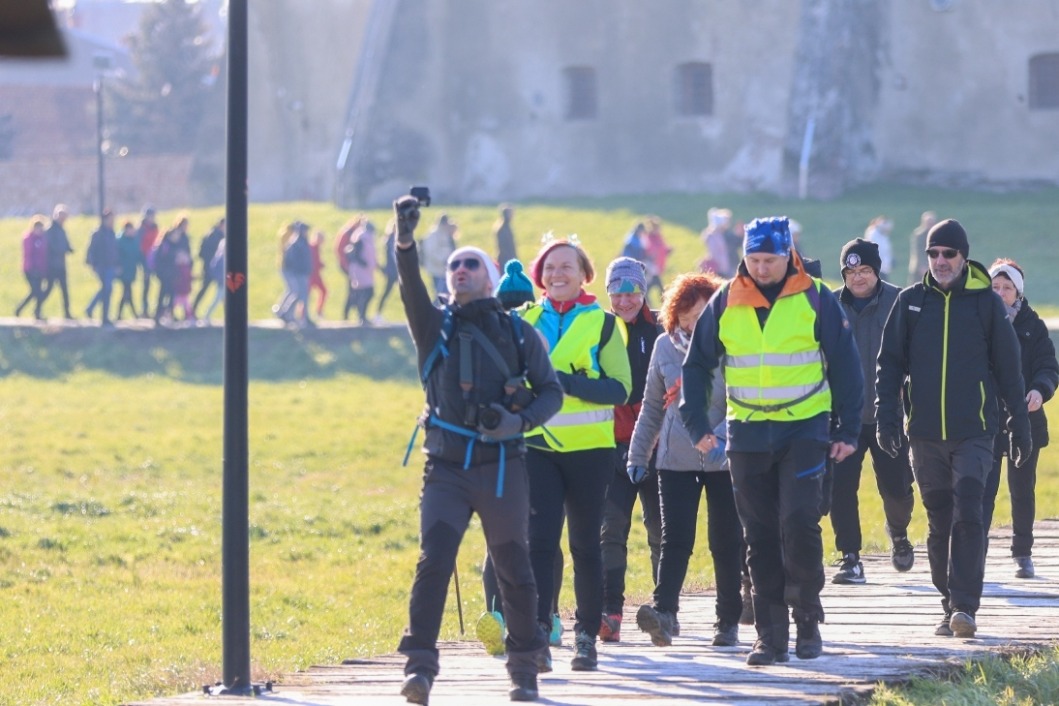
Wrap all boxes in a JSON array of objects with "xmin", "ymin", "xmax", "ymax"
[
  {"xmin": 15, "ymin": 215, "xmax": 49, "ymax": 320},
  {"xmin": 137, "ymin": 206, "xmax": 160, "ymax": 317},
  {"xmin": 85, "ymin": 209, "xmax": 119, "ymax": 327},
  {"xmin": 115, "ymin": 220, "xmax": 141, "ymax": 320},
  {"xmin": 907, "ymin": 211, "xmax": 937, "ymax": 286},
  {"xmin": 190, "ymin": 218, "xmax": 225, "ymax": 319},
  {"xmin": 309, "ymin": 229, "xmax": 328, "ymax": 317},
  {"xmin": 375, "ymin": 219, "xmax": 400, "ymax": 322},
  {"xmin": 495, "ymin": 203, "xmax": 518, "ymax": 267},
  {"xmin": 40, "ymin": 204, "xmax": 74, "ymax": 319}
]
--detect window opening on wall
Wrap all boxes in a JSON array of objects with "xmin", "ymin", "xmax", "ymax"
[
  {"xmin": 676, "ymin": 62, "xmax": 713, "ymax": 117},
  {"xmin": 563, "ymin": 66, "xmax": 597, "ymax": 120},
  {"xmin": 1029, "ymin": 53, "xmax": 1059, "ymax": 110}
]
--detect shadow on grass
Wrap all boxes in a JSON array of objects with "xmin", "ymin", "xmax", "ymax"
[{"xmin": 0, "ymin": 324, "xmax": 418, "ymax": 384}]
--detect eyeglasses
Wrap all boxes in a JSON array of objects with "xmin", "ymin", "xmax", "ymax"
[
  {"xmin": 926, "ymin": 248, "xmax": 959, "ymax": 260},
  {"xmin": 447, "ymin": 258, "xmax": 482, "ymax": 272},
  {"xmin": 846, "ymin": 267, "xmax": 875, "ymax": 279}
]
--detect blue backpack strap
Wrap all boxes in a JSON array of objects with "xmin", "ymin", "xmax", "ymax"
[{"xmin": 420, "ymin": 305, "xmax": 455, "ymax": 386}]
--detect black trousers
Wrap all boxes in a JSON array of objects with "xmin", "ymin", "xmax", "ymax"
[
  {"xmin": 983, "ymin": 440, "xmax": 1041, "ymax": 559},
  {"xmin": 40, "ymin": 267, "xmax": 71, "ymax": 317},
  {"xmin": 528, "ymin": 446, "xmax": 613, "ymax": 637},
  {"xmin": 909, "ymin": 436, "xmax": 993, "ymax": 615},
  {"xmin": 15, "ymin": 273, "xmax": 45, "ymax": 318},
  {"xmin": 654, "ymin": 469, "xmax": 744, "ymax": 625},
  {"xmin": 829, "ymin": 423, "xmax": 915, "ymax": 554},
  {"xmin": 600, "ymin": 443, "xmax": 661, "ymax": 614},
  {"xmin": 398, "ymin": 457, "xmax": 543, "ymax": 680},
  {"xmin": 729, "ymin": 438, "xmax": 828, "ymax": 646}
]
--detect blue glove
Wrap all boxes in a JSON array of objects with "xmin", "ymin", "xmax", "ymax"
[
  {"xmin": 705, "ymin": 437, "xmax": 727, "ymax": 467},
  {"xmin": 627, "ymin": 465, "xmax": 648, "ymax": 484}
]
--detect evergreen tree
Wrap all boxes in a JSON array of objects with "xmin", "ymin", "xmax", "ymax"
[{"xmin": 111, "ymin": 0, "xmax": 220, "ymax": 154}]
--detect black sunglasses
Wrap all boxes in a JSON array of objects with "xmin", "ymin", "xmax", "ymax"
[
  {"xmin": 926, "ymin": 248, "xmax": 959, "ymax": 260},
  {"xmin": 447, "ymin": 258, "xmax": 482, "ymax": 272}
]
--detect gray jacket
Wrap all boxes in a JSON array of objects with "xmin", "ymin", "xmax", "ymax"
[
  {"xmin": 836, "ymin": 280, "xmax": 899, "ymax": 426},
  {"xmin": 629, "ymin": 333, "xmax": 727, "ymax": 472}
]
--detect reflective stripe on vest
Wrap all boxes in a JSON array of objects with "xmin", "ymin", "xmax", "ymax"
[
  {"xmin": 522, "ymin": 304, "xmax": 616, "ymax": 451},
  {"xmin": 719, "ymin": 283, "xmax": 831, "ymax": 422}
]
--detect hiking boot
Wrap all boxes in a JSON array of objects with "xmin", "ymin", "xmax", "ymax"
[
  {"xmin": 400, "ymin": 672, "xmax": 432, "ymax": 704},
  {"xmin": 795, "ymin": 620, "xmax": 822, "ymax": 659},
  {"xmin": 570, "ymin": 631, "xmax": 598, "ymax": 671},
  {"xmin": 671, "ymin": 614, "xmax": 681, "ymax": 637},
  {"xmin": 831, "ymin": 553, "xmax": 866, "ymax": 584},
  {"xmin": 934, "ymin": 613, "xmax": 953, "ymax": 637},
  {"xmin": 739, "ymin": 576, "xmax": 755, "ymax": 625},
  {"xmin": 1014, "ymin": 556, "xmax": 1035, "ymax": 579},
  {"xmin": 891, "ymin": 536, "xmax": 915, "ymax": 572},
  {"xmin": 535, "ymin": 646, "xmax": 553, "ymax": 674},
  {"xmin": 712, "ymin": 621, "xmax": 739, "ymax": 647},
  {"xmin": 636, "ymin": 604, "xmax": 675, "ymax": 647},
  {"xmin": 950, "ymin": 610, "xmax": 977, "ymax": 638},
  {"xmin": 509, "ymin": 673, "xmax": 538, "ymax": 702},
  {"xmin": 599, "ymin": 613, "xmax": 622, "ymax": 642},
  {"xmin": 746, "ymin": 638, "xmax": 790, "ymax": 666},
  {"xmin": 475, "ymin": 610, "xmax": 506, "ymax": 656},
  {"xmin": 549, "ymin": 613, "xmax": 563, "ymax": 647}
]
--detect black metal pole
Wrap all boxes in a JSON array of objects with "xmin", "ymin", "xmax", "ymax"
[
  {"xmin": 95, "ymin": 72, "xmax": 105, "ymax": 217},
  {"xmin": 221, "ymin": 0, "xmax": 250, "ymax": 692}
]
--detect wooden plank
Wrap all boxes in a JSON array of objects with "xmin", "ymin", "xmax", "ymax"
[{"xmin": 127, "ymin": 519, "xmax": 1059, "ymax": 706}]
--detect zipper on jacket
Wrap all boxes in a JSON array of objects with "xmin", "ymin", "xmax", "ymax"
[
  {"xmin": 940, "ymin": 292, "xmax": 950, "ymax": 440},
  {"xmin": 978, "ymin": 381, "xmax": 987, "ymax": 431}
]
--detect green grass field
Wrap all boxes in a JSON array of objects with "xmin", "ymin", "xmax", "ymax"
[{"xmin": 3, "ymin": 186, "xmax": 1059, "ymax": 705}]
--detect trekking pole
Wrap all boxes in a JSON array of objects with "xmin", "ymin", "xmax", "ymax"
[{"xmin": 452, "ymin": 563, "xmax": 465, "ymax": 634}]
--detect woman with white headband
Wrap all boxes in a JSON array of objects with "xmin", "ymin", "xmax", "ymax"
[{"xmin": 983, "ymin": 258, "xmax": 1059, "ymax": 579}]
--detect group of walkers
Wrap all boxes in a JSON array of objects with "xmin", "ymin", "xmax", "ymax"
[
  {"xmin": 15, "ymin": 205, "xmax": 227, "ymax": 327},
  {"xmin": 389, "ymin": 192, "xmax": 1055, "ymax": 704}
]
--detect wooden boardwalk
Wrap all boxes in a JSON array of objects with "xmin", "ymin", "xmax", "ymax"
[{"xmin": 130, "ymin": 520, "xmax": 1059, "ymax": 705}]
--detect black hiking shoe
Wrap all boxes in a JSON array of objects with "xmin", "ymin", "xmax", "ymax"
[
  {"xmin": 795, "ymin": 620, "xmax": 822, "ymax": 659},
  {"xmin": 935, "ymin": 613, "xmax": 953, "ymax": 637},
  {"xmin": 570, "ymin": 631, "xmax": 597, "ymax": 671},
  {"xmin": 746, "ymin": 638, "xmax": 790, "ymax": 666},
  {"xmin": 535, "ymin": 646, "xmax": 552, "ymax": 674},
  {"xmin": 712, "ymin": 621, "xmax": 739, "ymax": 646},
  {"xmin": 509, "ymin": 673, "xmax": 538, "ymax": 702},
  {"xmin": 636, "ymin": 604, "xmax": 676, "ymax": 647},
  {"xmin": 1014, "ymin": 556, "xmax": 1035, "ymax": 579},
  {"xmin": 831, "ymin": 553, "xmax": 866, "ymax": 584},
  {"xmin": 400, "ymin": 672, "xmax": 432, "ymax": 704},
  {"xmin": 891, "ymin": 536, "xmax": 915, "ymax": 572}
]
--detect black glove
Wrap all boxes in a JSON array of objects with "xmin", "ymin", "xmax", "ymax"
[
  {"xmin": 1010, "ymin": 424, "xmax": 1033, "ymax": 468},
  {"xmin": 477, "ymin": 403, "xmax": 524, "ymax": 440},
  {"xmin": 393, "ymin": 195, "xmax": 420, "ymax": 246},
  {"xmin": 627, "ymin": 465, "xmax": 648, "ymax": 484},
  {"xmin": 876, "ymin": 425, "xmax": 902, "ymax": 459}
]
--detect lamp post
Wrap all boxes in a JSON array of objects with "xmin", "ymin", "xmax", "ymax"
[{"xmin": 92, "ymin": 53, "xmax": 112, "ymax": 217}]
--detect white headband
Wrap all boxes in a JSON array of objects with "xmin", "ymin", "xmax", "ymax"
[
  {"xmin": 989, "ymin": 264, "xmax": 1024, "ymax": 298},
  {"xmin": 448, "ymin": 246, "xmax": 500, "ymax": 290}
]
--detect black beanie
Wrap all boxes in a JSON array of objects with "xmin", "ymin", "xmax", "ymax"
[
  {"xmin": 926, "ymin": 219, "xmax": 969, "ymax": 258},
  {"xmin": 839, "ymin": 237, "xmax": 882, "ymax": 276}
]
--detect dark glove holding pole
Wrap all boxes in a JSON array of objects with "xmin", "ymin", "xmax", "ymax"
[
  {"xmin": 876, "ymin": 424, "xmax": 902, "ymax": 459},
  {"xmin": 627, "ymin": 465, "xmax": 648, "ymax": 485},
  {"xmin": 1009, "ymin": 419, "xmax": 1033, "ymax": 468},
  {"xmin": 477, "ymin": 403, "xmax": 525, "ymax": 440},
  {"xmin": 393, "ymin": 195, "xmax": 421, "ymax": 247}
]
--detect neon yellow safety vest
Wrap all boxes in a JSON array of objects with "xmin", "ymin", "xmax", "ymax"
[
  {"xmin": 719, "ymin": 284, "xmax": 831, "ymax": 422},
  {"xmin": 521, "ymin": 305, "xmax": 621, "ymax": 452}
]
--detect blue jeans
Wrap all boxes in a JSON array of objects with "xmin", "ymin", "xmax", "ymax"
[{"xmin": 86, "ymin": 267, "xmax": 115, "ymax": 323}]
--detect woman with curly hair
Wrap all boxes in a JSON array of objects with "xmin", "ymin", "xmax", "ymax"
[{"xmin": 629, "ymin": 271, "xmax": 748, "ymax": 649}]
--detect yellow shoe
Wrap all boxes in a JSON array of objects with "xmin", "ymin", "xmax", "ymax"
[{"xmin": 475, "ymin": 611, "xmax": 506, "ymax": 656}]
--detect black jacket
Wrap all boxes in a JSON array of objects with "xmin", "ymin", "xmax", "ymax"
[
  {"xmin": 1010, "ymin": 300, "xmax": 1058, "ymax": 447},
  {"xmin": 837, "ymin": 280, "xmax": 900, "ymax": 425},
  {"xmin": 876, "ymin": 260, "xmax": 1029, "ymax": 442},
  {"xmin": 398, "ymin": 243, "xmax": 563, "ymax": 467}
]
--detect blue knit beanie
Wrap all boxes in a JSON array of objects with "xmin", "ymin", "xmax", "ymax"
[
  {"xmin": 743, "ymin": 217, "xmax": 792, "ymax": 256},
  {"xmin": 605, "ymin": 256, "xmax": 648, "ymax": 294},
  {"xmin": 495, "ymin": 259, "xmax": 536, "ymax": 309}
]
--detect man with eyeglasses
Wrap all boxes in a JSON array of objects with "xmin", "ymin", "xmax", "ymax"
[
  {"xmin": 828, "ymin": 238, "xmax": 916, "ymax": 586},
  {"xmin": 391, "ymin": 194, "xmax": 562, "ymax": 704},
  {"xmin": 876, "ymin": 219, "xmax": 1030, "ymax": 639}
]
